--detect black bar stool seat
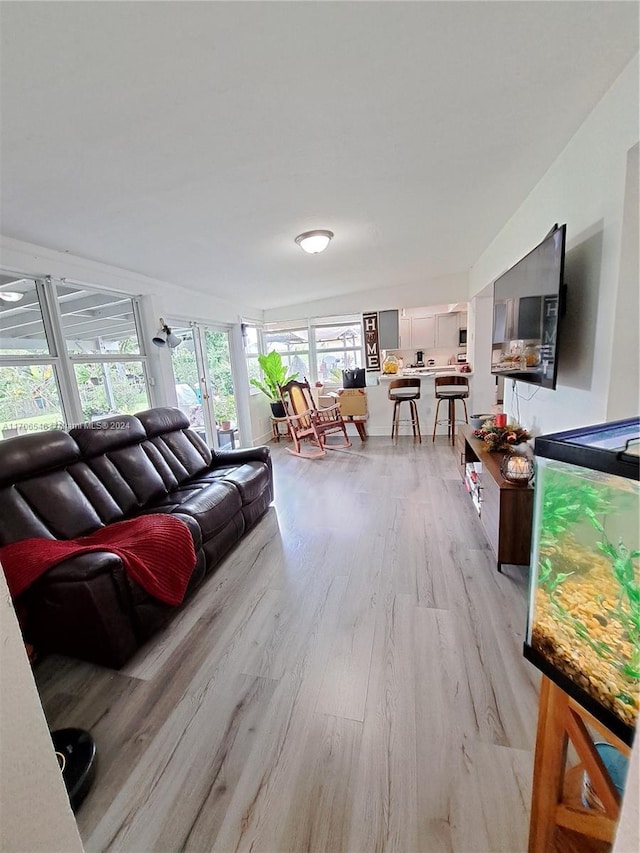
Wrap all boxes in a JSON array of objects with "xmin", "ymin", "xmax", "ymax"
[
  {"xmin": 432, "ymin": 374, "xmax": 469, "ymax": 445},
  {"xmin": 388, "ymin": 378, "xmax": 422, "ymax": 442}
]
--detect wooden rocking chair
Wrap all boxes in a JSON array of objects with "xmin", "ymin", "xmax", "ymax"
[{"xmin": 278, "ymin": 379, "xmax": 352, "ymax": 458}]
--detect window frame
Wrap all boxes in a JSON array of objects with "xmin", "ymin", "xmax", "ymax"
[
  {"xmin": 0, "ymin": 273, "xmax": 151, "ymax": 435},
  {"xmin": 243, "ymin": 322, "xmax": 265, "ymax": 395},
  {"xmin": 0, "ymin": 276, "xmax": 71, "ymax": 434},
  {"xmin": 262, "ymin": 315, "xmax": 364, "ymax": 388},
  {"xmin": 312, "ymin": 319, "xmax": 364, "ymax": 387}
]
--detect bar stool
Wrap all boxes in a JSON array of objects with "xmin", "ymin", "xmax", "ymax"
[
  {"xmin": 432, "ymin": 374, "xmax": 469, "ymax": 444},
  {"xmin": 388, "ymin": 378, "xmax": 422, "ymax": 442}
]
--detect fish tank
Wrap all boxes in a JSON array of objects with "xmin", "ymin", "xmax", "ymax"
[{"xmin": 524, "ymin": 418, "xmax": 639, "ymax": 745}]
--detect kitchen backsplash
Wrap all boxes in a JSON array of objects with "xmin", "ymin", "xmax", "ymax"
[{"xmin": 387, "ymin": 346, "xmax": 466, "ymax": 366}]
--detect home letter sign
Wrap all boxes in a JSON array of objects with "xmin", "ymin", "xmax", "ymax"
[{"xmin": 363, "ymin": 312, "xmax": 380, "ymax": 371}]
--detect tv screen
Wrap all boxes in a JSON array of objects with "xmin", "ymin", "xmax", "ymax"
[{"xmin": 491, "ymin": 224, "xmax": 566, "ymax": 390}]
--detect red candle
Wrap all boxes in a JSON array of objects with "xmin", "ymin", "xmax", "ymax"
[{"xmin": 495, "ymin": 413, "xmax": 507, "ymax": 428}]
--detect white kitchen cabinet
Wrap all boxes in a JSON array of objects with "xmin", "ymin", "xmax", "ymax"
[
  {"xmin": 398, "ymin": 317, "xmax": 412, "ymax": 349},
  {"xmin": 398, "ymin": 316, "xmax": 435, "ymax": 350},
  {"xmin": 435, "ymin": 312, "xmax": 460, "ymax": 349},
  {"xmin": 411, "ymin": 316, "xmax": 435, "ymax": 349}
]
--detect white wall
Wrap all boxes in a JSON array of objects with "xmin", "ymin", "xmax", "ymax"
[
  {"xmin": 468, "ymin": 285, "xmax": 496, "ymax": 416},
  {"xmin": 263, "ymin": 272, "xmax": 469, "ymax": 323},
  {"xmin": 0, "ymin": 569, "xmax": 84, "ymax": 853},
  {"xmin": 468, "ymin": 55, "xmax": 639, "ymax": 436},
  {"xmin": 608, "ymin": 142, "xmax": 639, "ymax": 421}
]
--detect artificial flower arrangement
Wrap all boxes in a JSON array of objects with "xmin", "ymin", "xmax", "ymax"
[{"xmin": 473, "ymin": 419, "xmax": 532, "ymax": 452}]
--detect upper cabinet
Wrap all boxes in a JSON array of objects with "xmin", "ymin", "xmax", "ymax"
[
  {"xmin": 412, "ymin": 316, "xmax": 436, "ymax": 349},
  {"xmin": 398, "ymin": 316, "xmax": 435, "ymax": 349},
  {"xmin": 378, "ymin": 309, "xmax": 399, "ymax": 349},
  {"xmin": 384, "ymin": 305, "xmax": 468, "ymax": 352},
  {"xmin": 435, "ymin": 313, "xmax": 460, "ymax": 349}
]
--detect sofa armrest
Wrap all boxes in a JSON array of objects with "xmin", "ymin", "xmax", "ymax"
[
  {"xmin": 24, "ymin": 550, "xmax": 141, "ymax": 668},
  {"xmin": 36, "ymin": 550, "xmax": 126, "ymax": 583},
  {"xmin": 212, "ymin": 445, "xmax": 271, "ymax": 468}
]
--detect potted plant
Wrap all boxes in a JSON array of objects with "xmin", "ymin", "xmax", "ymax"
[
  {"xmin": 250, "ymin": 350, "xmax": 298, "ymax": 418},
  {"xmin": 214, "ymin": 395, "xmax": 236, "ymax": 431}
]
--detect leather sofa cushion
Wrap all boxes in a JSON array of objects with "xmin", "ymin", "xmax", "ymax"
[
  {"xmin": 190, "ymin": 462, "xmax": 271, "ymax": 506},
  {"xmin": 13, "ymin": 470, "xmax": 105, "ymax": 540},
  {"xmin": 0, "ymin": 431, "xmax": 80, "ymax": 488},
  {"xmin": 102, "ymin": 444, "xmax": 168, "ymax": 506},
  {"xmin": 142, "ymin": 431, "xmax": 211, "ymax": 485},
  {"xmin": 145, "ymin": 480, "xmax": 242, "ymax": 541},
  {"xmin": 70, "ymin": 414, "xmax": 168, "ymax": 507},
  {"xmin": 0, "ymin": 430, "xmax": 110, "ymax": 543},
  {"xmin": 70, "ymin": 414, "xmax": 146, "ymax": 455},
  {"xmin": 136, "ymin": 407, "xmax": 190, "ymax": 438},
  {"xmin": 0, "ymin": 486, "xmax": 56, "ymax": 544},
  {"xmin": 82, "ymin": 456, "xmax": 139, "ymax": 516},
  {"xmin": 68, "ymin": 462, "xmax": 127, "ymax": 525}
]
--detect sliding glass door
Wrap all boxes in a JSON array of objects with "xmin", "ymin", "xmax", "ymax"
[{"xmin": 169, "ymin": 321, "xmax": 242, "ymax": 450}]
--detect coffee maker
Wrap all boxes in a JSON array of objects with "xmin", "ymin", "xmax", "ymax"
[{"xmin": 415, "ymin": 350, "xmax": 425, "ymax": 367}]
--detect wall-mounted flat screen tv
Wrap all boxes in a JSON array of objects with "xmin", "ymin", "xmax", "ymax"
[{"xmin": 491, "ymin": 224, "xmax": 566, "ymax": 390}]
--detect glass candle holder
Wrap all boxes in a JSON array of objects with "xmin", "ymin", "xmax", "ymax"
[{"xmin": 500, "ymin": 453, "xmax": 534, "ymax": 485}]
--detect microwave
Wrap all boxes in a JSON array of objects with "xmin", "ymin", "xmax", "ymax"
[{"xmin": 458, "ymin": 328, "xmax": 467, "ymax": 346}]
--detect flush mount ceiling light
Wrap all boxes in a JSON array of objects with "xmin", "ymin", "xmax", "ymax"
[
  {"xmin": 0, "ymin": 291, "xmax": 25, "ymax": 302},
  {"xmin": 294, "ymin": 230, "xmax": 334, "ymax": 254},
  {"xmin": 152, "ymin": 318, "xmax": 181, "ymax": 348}
]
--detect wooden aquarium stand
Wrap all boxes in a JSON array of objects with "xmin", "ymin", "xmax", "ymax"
[{"xmin": 528, "ymin": 676, "xmax": 632, "ymax": 853}]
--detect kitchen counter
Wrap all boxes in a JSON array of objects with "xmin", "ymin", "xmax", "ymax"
[
  {"xmin": 351, "ymin": 369, "xmax": 474, "ymax": 437},
  {"xmin": 378, "ymin": 366, "xmax": 473, "ymax": 379}
]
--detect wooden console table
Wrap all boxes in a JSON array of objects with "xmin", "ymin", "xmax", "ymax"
[{"xmin": 456, "ymin": 424, "xmax": 533, "ymax": 571}]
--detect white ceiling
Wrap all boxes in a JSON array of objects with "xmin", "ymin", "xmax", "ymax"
[{"xmin": 0, "ymin": 1, "xmax": 637, "ymax": 312}]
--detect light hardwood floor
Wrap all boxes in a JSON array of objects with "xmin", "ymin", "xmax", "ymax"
[{"xmin": 35, "ymin": 436, "xmax": 541, "ymax": 853}]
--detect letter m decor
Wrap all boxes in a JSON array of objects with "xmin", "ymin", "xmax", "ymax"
[{"xmin": 363, "ymin": 312, "xmax": 380, "ymax": 371}]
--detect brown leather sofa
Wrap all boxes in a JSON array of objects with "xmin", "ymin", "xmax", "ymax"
[{"xmin": 0, "ymin": 407, "xmax": 273, "ymax": 668}]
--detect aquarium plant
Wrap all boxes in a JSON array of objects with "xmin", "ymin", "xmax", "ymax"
[{"xmin": 533, "ymin": 465, "xmax": 639, "ymax": 726}]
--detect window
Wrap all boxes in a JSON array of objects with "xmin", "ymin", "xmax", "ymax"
[
  {"xmin": 261, "ymin": 316, "xmax": 364, "ymax": 386},
  {"xmin": 58, "ymin": 283, "xmax": 149, "ymax": 421},
  {"xmin": 0, "ymin": 276, "xmax": 65, "ymax": 438},
  {"xmin": 74, "ymin": 361, "xmax": 149, "ymax": 421},
  {"xmin": 0, "ymin": 363, "xmax": 65, "ymax": 437},
  {"xmin": 0, "ymin": 275, "xmax": 150, "ymax": 439},
  {"xmin": 57, "ymin": 285, "xmax": 141, "ymax": 355},
  {"xmin": 264, "ymin": 328, "xmax": 310, "ymax": 379},
  {"xmin": 0, "ymin": 278, "xmax": 51, "ymax": 357},
  {"xmin": 243, "ymin": 324, "xmax": 262, "ymax": 392},
  {"xmin": 313, "ymin": 322, "xmax": 363, "ymax": 384}
]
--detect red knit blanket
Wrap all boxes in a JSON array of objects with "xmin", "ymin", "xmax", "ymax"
[{"xmin": 0, "ymin": 514, "xmax": 197, "ymax": 606}]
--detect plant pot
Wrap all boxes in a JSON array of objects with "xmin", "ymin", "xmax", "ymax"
[
  {"xmin": 270, "ymin": 401, "xmax": 286, "ymax": 418},
  {"xmin": 220, "ymin": 420, "xmax": 232, "ymax": 431}
]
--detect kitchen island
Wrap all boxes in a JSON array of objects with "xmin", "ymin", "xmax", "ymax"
[{"xmin": 354, "ymin": 367, "xmax": 474, "ymax": 438}]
